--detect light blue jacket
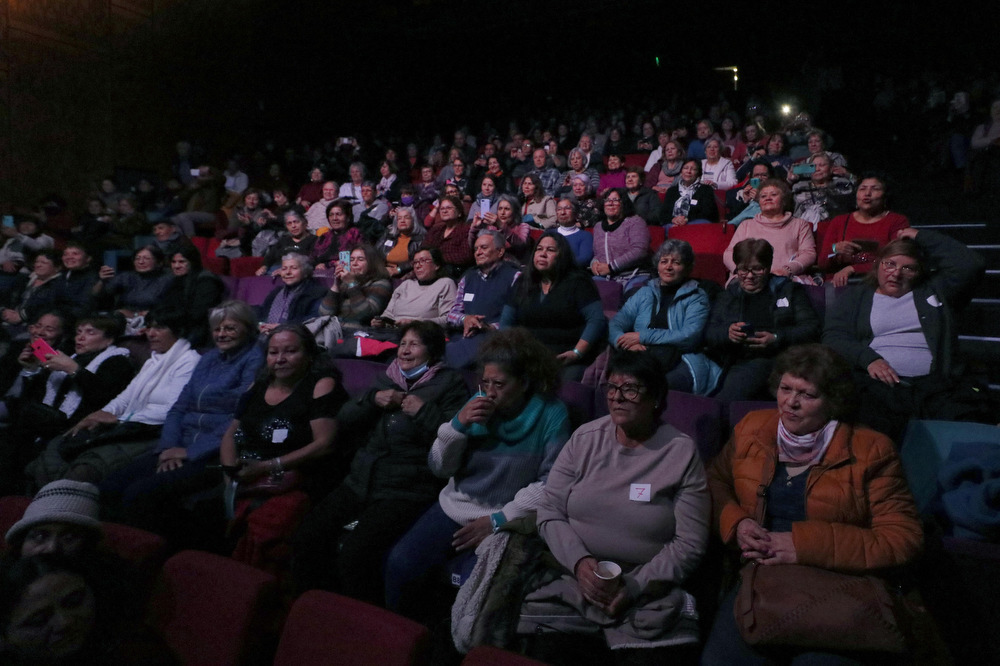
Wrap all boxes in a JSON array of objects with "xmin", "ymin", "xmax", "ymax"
[{"xmin": 609, "ymin": 278, "xmax": 722, "ymax": 395}]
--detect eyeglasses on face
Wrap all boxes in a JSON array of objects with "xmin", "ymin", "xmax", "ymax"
[
  {"xmin": 880, "ymin": 260, "xmax": 919, "ymax": 277},
  {"xmin": 601, "ymin": 381, "xmax": 645, "ymax": 402}
]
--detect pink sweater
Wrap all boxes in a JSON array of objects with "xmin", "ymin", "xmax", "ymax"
[{"xmin": 723, "ymin": 212, "xmax": 816, "ymax": 276}]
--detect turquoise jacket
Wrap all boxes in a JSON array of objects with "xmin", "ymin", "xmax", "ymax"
[{"xmin": 609, "ymin": 278, "xmax": 722, "ymax": 395}]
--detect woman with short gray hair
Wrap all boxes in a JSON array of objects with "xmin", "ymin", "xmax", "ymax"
[
  {"xmin": 100, "ymin": 299, "xmax": 265, "ymax": 541},
  {"xmin": 257, "ymin": 253, "xmax": 328, "ymax": 332},
  {"xmin": 609, "ymin": 239, "xmax": 721, "ymax": 394}
]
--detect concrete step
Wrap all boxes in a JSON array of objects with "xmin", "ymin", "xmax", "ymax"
[
  {"xmin": 915, "ymin": 223, "xmax": 1000, "ymax": 246},
  {"xmin": 958, "ymin": 300, "xmax": 1000, "ymax": 337}
]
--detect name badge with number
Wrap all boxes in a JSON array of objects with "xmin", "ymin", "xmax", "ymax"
[{"xmin": 630, "ymin": 483, "xmax": 652, "ymax": 502}]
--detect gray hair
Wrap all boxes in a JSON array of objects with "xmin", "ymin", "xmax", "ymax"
[
  {"xmin": 208, "ymin": 300, "xmax": 257, "ymax": 333},
  {"xmin": 475, "ymin": 228, "xmax": 505, "ymax": 250},
  {"xmin": 568, "ymin": 147, "xmax": 586, "ymax": 164},
  {"xmin": 653, "ymin": 238, "xmax": 695, "ymax": 271},
  {"xmin": 389, "ymin": 206, "xmax": 426, "ymax": 238},
  {"xmin": 556, "ymin": 197, "xmax": 579, "ymax": 217},
  {"xmin": 349, "ymin": 161, "xmax": 367, "ymax": 178},
  {"xmin": 495, "ymin": 194, "xmax": 522, "ymax": 226},
  {"xmin": 281, "ymin": 252, "xmax": 314, "ymax": 278}
]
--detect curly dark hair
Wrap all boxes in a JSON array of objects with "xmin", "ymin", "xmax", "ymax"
[
  {"xmin": 477, "ymin": 328, "xmax": 561, "ymax": 398},
  {"xmin": 768, "ymin": 344, "xmax": 856, "ymax": 421}
]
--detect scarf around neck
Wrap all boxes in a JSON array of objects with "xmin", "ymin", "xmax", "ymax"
[{"xmin": 777, "ymin": 418, "xmax": 838, "ymax": 465}]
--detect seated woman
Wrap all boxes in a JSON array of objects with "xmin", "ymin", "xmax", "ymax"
[
  {"xmin": 659, "ymin": 159, "xmax": 720, "ymax": 230},
  {"xmin": 219, "ymin": 324, "xmax": 347, "ymax": 550},
  {"xmin": 790, "ymin": 152, "xmax": 856, "ymax": 227},
  {"xmin": 28, "ymin": 306, "xmax": 200, "ymax": 488},
  {"xmin": 625, "ymin": 166, "xmax": 662, "ymax": 224},
  {"xmin": 597, "ymin": 152, "xmax": 627, "ymax": 195},
  {"xmin": 258, "ymin": 253, "xmax": 328, "ymax": 333},
  {"xmin": 644, "ymin": 140, "xmax": 685, "ymax": 193},
  {"xmin": 292, "ymin": 322, "xmax": 468, "ymax": 603},
  {"xmin": 556, "ymin": 148, "xmax": 600, "ymax": 197},
  {"xmin": 215, "ymin": 188, "xmax": 278, "ymax": 259},
  {"xmin": 737, "ymin": 132, "xmax": 791, "ymax": 182},
  {"xmin": 0, "ymin": 313, "xmax": 133, "ymax": 495},
  {"xmin": 468, "ymin": 194, "xmax": 531, "ymax": 266},
  {"xmin": 524, "ymin": 351, "xmax": 709, "ymax": 663},
  {"xmin": 1, "ymin": 249, "xmax": 65, "ymax": 340},
  {"xmin": 376, "ymin": 158, "xmax": 402, "ymax": 202},
  {"xmin": 818, "ymin": 172, "xmax": 910, "ymax": 286},
  {"xmin": 317, "ymin": 243, "xmax": 392, "ymax": 336},
  {"xmin": 480, "ymin": 155, "xmax": 513, "ymax": 196},
  {"xmin": 161, "ymin": 245, "xmax": 225, "ymax": 347},
  {"xmin": 501, "ymin": 233, "xmax": 606, "ymax": 381},
  {"xmin": 93, "ymin": 245, "xmax": 174, "ymax": 328},
  {"xmin": 384, "ymin": 329, "xmax": 570, "ymax": 616},
  {"xmin": 423, "ymin": 193, "xmax": 473, "ymax": 278},
  {"xmin": 568, "ymin": 174, "xmax": 604, "ymax": 230},
  {"xmin": 590, "ymin": 189, "xmax": 651, "ymax": 292},
  {"xmin": 707, "ymin": 239, "xmax": 820, "ymax": 402},
  {"xmin": 520, "ymin": 174, "xmax": 556, "ymax": 229},
  {"xmin": 725, "ymin": 160, "xmax": 774, "ymax": 225},
  {"xmin": 370, "ymin": 248, "xmax": 456, "ymax": 334},
  {"xmin": 610, "ymin": 240, "xmax": 721, "ymax": 395},
  {"xmin": 701, "ymin": 138, "xmax": 738, "ymax": 190},
  {"xmin": 702, "ymin": 344, "xmax": 923, "ymax": 665},
  {"xmin": 377, "ymin": 206, "xmax": 426, "ymax": 279},
  {"xmin": 552, "ymin": 198, "xmax": 594, "ymax": 269},
  {"xmin": 256, "ymin": 207, "xmax": 317, "ymax": 277},
  {"xmin": 57, "ymin": 243, "xmax": 100, "ymax": 320},
  {"xmin": 466, "ymin": 174, "xmax": 501, "ymax": 223},
  {"xmin": 823, "ymin": 228, "xmax": 987, "ymax": 441},
  {"xmin": 311, "ymin": 198, "xmax": 362, "ymax": 271},
  {"xmin": 722, "ymin": 179, "xmax": 816, "ymax": 282},
  {"xmin": 795, "ymin": 129, "xmax": 849, "ymax": 176},
  {"xmin": 99, "ymin": 301, "xmax": 263, "ymax": 545}
]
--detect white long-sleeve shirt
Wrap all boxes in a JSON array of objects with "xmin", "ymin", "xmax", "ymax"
[{"xmin": 102, "ymin": 340, "xmax": 200, "ymax": 425}]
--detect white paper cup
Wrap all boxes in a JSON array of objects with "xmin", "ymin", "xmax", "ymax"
[{"xmin": 594, "ymin": 560, "xmax": 622, "ymax": 581}]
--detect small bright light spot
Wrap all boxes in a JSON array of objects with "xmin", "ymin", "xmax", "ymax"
[{"xmin": 781, "ymin": 104, "xmax": 792, "ymax": 115}]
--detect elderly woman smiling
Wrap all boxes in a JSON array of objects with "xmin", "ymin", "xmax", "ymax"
[
  {"xmin": 258, "ymin": 253, "xmax": 328, "ymax": 333},
  {"xmin": 610, "ymin": 240, "xmax": 721, "ymax": 395}
]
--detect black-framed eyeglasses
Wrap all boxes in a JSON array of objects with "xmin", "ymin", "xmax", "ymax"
[
  {"xmin": 601, "ymin": 381, "xmax": 645, "ymax": 402},
  {"xmin": 736, "ymin": 266, "xmax": 767, "ymax": 276}
]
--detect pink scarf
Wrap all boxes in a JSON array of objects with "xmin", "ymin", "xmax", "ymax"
[{"xmin": 777, "ymin": 419, "xmax": 838, "ymax": 465}]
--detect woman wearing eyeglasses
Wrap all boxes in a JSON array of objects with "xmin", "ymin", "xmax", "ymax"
[
  {"xmin": 823, "ymin": 228, "xmax": 987, "ymax": 440},
  {"xmin": 522, "ymin": 351, "xmax": 709, "ymax": 662},
  {"xmin": 706, "ymin": 239, "xmax": 820, "ymax": 402}
]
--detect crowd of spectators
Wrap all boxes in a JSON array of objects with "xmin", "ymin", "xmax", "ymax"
[{"xmin": 0, "ymin": 91, "xmax": 997, "ymax": 665}]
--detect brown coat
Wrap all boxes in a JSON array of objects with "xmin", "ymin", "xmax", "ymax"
[{"xmin": 707, "ymin": 410, "xmax": 922, "ymax": 573}]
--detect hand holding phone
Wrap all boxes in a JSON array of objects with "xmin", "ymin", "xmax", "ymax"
[{"xmin": 31, "ymin": 338, "xmax": 57, "ymax": 364}]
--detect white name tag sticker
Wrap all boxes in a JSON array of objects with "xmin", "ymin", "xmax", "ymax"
[
  {"xmin": 630, "ymin": 483, "xmax": 652, "ymax": 502},
  {"xmin": 926, "ymin": 294, "xmax": 942, "ymax": 307},
  {"xmin": 383, "ymin": 240, "xmax": 393, "ymax": 247},
  {"xmin": 776, "ymin": 297, "xmax": 790, "ymax": 308},
  {"xmin": 463, "ymin": 292, "xmax": 475, "ymax": 302},
  {"xmin": 691, "ymin": 199, "xmax": 699, "ymax": 205},
  {"xmin": 272, "ymin": 428, "xmax": 289, "ymax": 444}
]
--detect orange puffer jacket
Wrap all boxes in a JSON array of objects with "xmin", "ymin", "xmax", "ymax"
[{"xmin": 707, "ymin": 410, "xmax": 923, "ymax": 573}]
